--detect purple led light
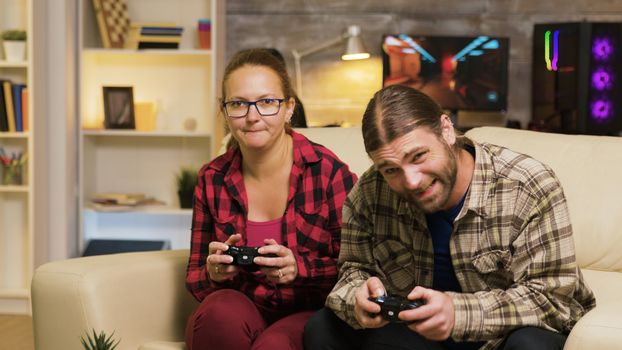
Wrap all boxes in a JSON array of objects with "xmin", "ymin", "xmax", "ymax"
[
  {"xmin": 552, "ymin": 30, "xmax": 559, "ymax": 71},
  {"xmin": 591, "ymin": 99, "xmax": 613, "ymax": 121},
  {"xmin": 592, "ymin": 68, "xmax": 613, "ymax": 90},
  {"xmin": 592, "ymin": 37, "xmax": 614, "ymax": 61}
]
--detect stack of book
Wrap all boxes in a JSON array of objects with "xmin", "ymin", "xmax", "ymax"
[
  {"xmin": 0, "ymin": 79, "xmax": 28, "ymax": 132},
  {"xmin": 91, "ymin": 192, "xmax": 164, "ymax": 211},
  {"xmin": 125, "ymin": 23, "xmax": 184, "ymax": 50}
]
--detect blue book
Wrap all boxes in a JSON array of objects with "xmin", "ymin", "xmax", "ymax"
[
  {"xmin": 141, "ymin": 27, "xmax": 183, "ymax": 36},
  {"xmin": 12, "ymin": 84, "xmax": 25, "ymax": 132}
]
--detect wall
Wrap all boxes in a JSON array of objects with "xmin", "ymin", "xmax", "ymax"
[
  {"xmin": 227, "ymin": 0, "xmax": 622, "ymax": 128},
  {"xmin": 45, "ymin": 0, "xmax": 79, "ymax": 261}
]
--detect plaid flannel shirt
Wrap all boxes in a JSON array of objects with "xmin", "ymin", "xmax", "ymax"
[
  {"xmin": 327, "ymin": 139, "xmax": 595, "ymax": 350},
  {"xmin": 186, "ymin": 130, "xmax": 357, "ymax": 314}
]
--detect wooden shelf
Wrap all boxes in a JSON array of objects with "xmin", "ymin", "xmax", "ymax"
[
  {"xmin": 84, "ymin": 206, "xmax": 192, "ymax": 216},
  {"xmin": 0, "ymin": 60, "xmax": 28, "ymax": 68},
  {"xmin": 0, "ymin": 288, "xmax": 29, "ymax": 299},
  {"xmin": 0, "ymin": 185, "xmax": 29, "ymax": 193},
  {"xmin": 81, "ymin": 129, "xmax": 211, "ymax": 138},
  {"xmin": 83, "ymin": 48, "xmax": 212, "ymax": 56},
  {"xmin": 0, "ymin": 132, "xmax": 30, "ymax": 138}
]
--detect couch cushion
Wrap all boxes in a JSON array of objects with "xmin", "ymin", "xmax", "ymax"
[
  {"xmin": 581, "ymin": 269, "xmax": 622, "ymax": 306},
  {"xmin": 573, "ymin": 268, "xmax": 622, "ymax": 348},
  {"xmin": 32, "ymin": 249, "xmax": 197, "ymax": 350},
  {"xmin": 294, "ymin": 127, "xmax": 372, "ymax": 177},
  {"xmin": 465, "ymin": 127, "xmax": 622, "ymax": 272},
  {"xmin": 139, "ymin": 341, "xmax": 185, "ymax": 350}
]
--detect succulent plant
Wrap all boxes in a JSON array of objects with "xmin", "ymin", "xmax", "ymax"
[
  {"xmin": 176, "ymin": 167, "xmax": 199, "ymax": 193},
  {"xmin": 1, "ymin": 29, "xmax": 26, "ymax": 41},
  {"xmin": 80, "ymin": 329, "xmax": 120, "ymax": 350}
]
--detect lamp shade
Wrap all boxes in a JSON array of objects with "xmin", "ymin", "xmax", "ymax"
[
  {"xmin": 292, "ymin": 24, "xmax": 371, "ymax": 98},
  {"xmin": 341, "ymin": 25, "xmax": 370, "ymax": 60}
]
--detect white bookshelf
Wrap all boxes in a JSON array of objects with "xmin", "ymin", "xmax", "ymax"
[
  {"xmin": 0, "ymin": 0, "xmax": 44, "ymax": 314},
  {"xmin": 78, "ymin": 0, "xmax": 225, "ymax": 252}
]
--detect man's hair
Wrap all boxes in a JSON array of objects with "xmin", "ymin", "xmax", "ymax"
[
  {"xmin": 361, "ymin": 84, "xmax": 451, "ymax": 153},
  {"xmin": 221, "ymin": 48, "xmax": 295, "ymax": 102}
]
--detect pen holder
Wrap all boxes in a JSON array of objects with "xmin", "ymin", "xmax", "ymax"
[{"xmin": 2, "ymin": 163, "xmax": 24, "ymax": 185}]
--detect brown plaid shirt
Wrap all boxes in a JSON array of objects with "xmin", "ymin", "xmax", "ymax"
[{"xmin": 326, "ymin": 139, "xmax": 595, "ymax": 349}]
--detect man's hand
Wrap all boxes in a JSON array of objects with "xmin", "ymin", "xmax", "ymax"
[
  {"xmin": 206, "ymin": 233, "xmax": 242, "ymax": 282},
  {"xmin": 353, "ymin": 277, "xmax": 390, "ymax": 329},
  {"xmin": 399, "ymin": 286, "xmax": 455, "ymax": 341}
]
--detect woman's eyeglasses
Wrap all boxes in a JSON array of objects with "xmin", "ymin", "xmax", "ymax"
[{"xmin": 222, "ymin": 98, "xmax": 286, "ymax": 118}]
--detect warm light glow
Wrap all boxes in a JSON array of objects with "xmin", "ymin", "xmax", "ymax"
[
  {"xmin": 341, "ymin": 52, "xmax": 370, "ymax": 60},
  {"xmin": 82, "ymin": 115, "xmax": 104, "ymax": 130}
]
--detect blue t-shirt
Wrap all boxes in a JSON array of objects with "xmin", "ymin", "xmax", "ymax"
[
  {"xmin": 425, "ymin": 193, "xmax": 466, "ymax": 292},
  {"xmin": 425, "ymin": 144, "xmax": 475, "ymax": 292}
]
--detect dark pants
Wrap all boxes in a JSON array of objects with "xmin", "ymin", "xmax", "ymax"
[
  {"xmin": 304, "ymin": 307, "xmax": 567, "ymax": 350},
  {"xmin": 185, "ymin": 289, "xmax": 313, "ymax": 350}
]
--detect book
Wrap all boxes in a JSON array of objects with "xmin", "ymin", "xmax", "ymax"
[
  {"xmin": 3, "ymin": 81, "xmax": 16, "ymax": 132},
  {"xmin": 125, "ymin": 22, "xmax": 183, "ymax": 49},
  {"xmin": 90, "ymin": 192, "xmax": 165, "ymax": 211},
  {"xmin": 92, "ymin": 192, "xmax": 147, "ymax": 206},
  {"xmin": 137, "ymin": 42, "xmax": 179, "ymax": 49},
  {"xmin": 21, "ymin": 88, "xmax": 28, "ymax": 132},
  {"xmin": 140, "ymin": 27, "xmax": 183, "ymax": 36},
  {"xmin": 131, "ymin": 21, "xmax": 178, "ymax": 28},
  {"xmin": 0, "ymin": 81, "xmax": 8, "ymax": 132},
  {"xmin": 12, "ymin": 84, "xmax": 25, "ymax": 132},
  {"xmin": 138, "ymin": 35, "xmax": 182, "ymax": 43}
]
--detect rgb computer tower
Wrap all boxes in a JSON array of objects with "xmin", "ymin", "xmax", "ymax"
[{"xmin": 532, "ymin": 22, "xmax": 622, "ymax": 135}]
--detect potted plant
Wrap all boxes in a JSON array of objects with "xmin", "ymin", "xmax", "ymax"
[
  {"xmin": 80, "ymin": 329, "xmax": 120, "ymax": 350},
  {"xmin": 1, "ymin": 29, "xmax": 27, "ymax": 62},
  {"xmin": 176, "ymin": 167, "xmax": 198, "ymax": 209}
]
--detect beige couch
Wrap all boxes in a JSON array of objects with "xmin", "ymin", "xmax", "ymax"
[{"xmin": 32, "ymin": 126, "xmax": 622, "ymax": 349}]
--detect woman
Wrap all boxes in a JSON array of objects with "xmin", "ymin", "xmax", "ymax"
[{"xmin": 185, "ymin": 48, "xmax": 357, "ymax": 350}]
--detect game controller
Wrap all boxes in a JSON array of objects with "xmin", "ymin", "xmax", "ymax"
[
  {"xmin": 368, "ymin": 294, "xmax": 423, "ymax": 322},
  {"xmin": 225, "ymin": 245, "xmax": 277, "ymax": 271}
]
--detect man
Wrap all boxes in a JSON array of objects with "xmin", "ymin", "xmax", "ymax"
[{"xmin": 304, "ymin": 85, "xmax": 595, "ymax": 350}]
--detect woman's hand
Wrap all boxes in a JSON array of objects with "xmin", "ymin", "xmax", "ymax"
[
  {"xmin": 254, "ymin": 238, "xmax": 298, "ymax": 284},
  {"xmin": 206, "ymin": 233, "xmax": 242, "ymax": 282}
]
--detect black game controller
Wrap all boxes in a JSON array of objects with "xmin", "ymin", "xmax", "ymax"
[
  {"xmin": 368, "ymin": 294, "xmax": 424, "ymax": 322},
  {"xmin": 225, "ymin": 245, "xmax": 277, "ymax": 271}
]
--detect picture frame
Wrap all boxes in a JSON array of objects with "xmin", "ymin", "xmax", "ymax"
[{"xmin": 103, "ymin": 86, "xmax": 135, "ymax": 129}]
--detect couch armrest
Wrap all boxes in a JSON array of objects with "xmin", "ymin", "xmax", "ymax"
[{"xmin": 32, "ymin": 249, "xmax": 198, "ymax": 350}]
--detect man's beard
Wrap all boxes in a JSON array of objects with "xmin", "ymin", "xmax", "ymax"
[{"xmin": 399, "ymin": 144, "xmax": 458, "ymax": 213}]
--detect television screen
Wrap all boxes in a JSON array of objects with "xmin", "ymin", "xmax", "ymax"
[{"xmin": 382, "ymin": 34, "xmax": 510, "ymax": 111}]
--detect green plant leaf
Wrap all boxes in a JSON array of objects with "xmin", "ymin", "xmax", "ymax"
[
  {"xmin": 176, "ymin": 167, "xmax": 199, "ymax": 192},
  {"xmin": 1, "ymin": 29, "xmax": 26, "ymax": 41},
  {"xmin": 80, "ymin": 329, "xmax": 120, "ymax": 350}
]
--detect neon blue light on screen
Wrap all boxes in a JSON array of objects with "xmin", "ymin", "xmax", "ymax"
[
  {"xmin": 398, "ymin": 34, "xmax": 437, "ymax": 63},
  {"xmin": 453, "ymin": 36, "xmax": 490, "ymax": 61}
]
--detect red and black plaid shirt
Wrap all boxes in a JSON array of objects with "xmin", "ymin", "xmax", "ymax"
[{"xmin": 186, "ymin": 131, "xmax": 357, "ymax": 314}]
